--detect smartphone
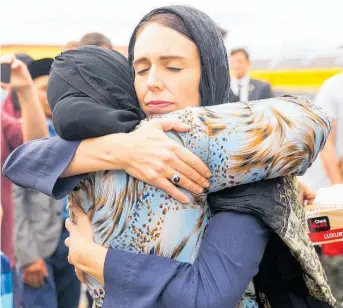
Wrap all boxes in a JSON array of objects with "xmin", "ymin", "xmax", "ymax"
[{"xmin": 1, "ymin": 63, "xmax": 11, "ymax": 83}]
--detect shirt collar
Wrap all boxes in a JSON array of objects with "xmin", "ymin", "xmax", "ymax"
[{"xmin": 232, "ymin": 74, "xmax": 250, "ymax": 86}]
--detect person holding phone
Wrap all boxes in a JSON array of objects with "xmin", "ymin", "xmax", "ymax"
[
  {"xmin": 1, "ymin": 54, "xmax": 34, "ymax": 118},
  {"xmin": 1, "ymin": 54, "xmax": 48, "ymax": 308}
]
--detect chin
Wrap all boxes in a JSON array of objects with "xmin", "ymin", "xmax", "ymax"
[{"xmin": 146, "ymin": 106, "xmax": 177, "ymax": 117}]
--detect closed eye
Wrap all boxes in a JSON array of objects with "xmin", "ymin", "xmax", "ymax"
[
  {"xmin": 166, "ymin": 67, "xmax": 182, "ymax": 71},
  {"xmin": 136, "ymin": 68, "xmax": 149, "ymax": 75}
]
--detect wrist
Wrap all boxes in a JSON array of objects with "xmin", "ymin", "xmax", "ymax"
[
  {"xmin": 16, "ymin": 84, "xmax": 36, "ymax": 100},
  {"xmin": 78, "ymin": 242, "xmax": 107, "ymax": 284},
  {"xmin": 100, "ymin": 133, "xmax": 131, "ymax": 170},
  {"xmin": 329, "ymin": 169, "xmax": 343, "ymax": 185}
]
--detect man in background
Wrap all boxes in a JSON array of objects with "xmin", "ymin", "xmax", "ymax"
[
  {"xmin": 229, "ymin": 48, "xmax": 273, "ymax": 102},
  {"xmin": 62, "ymin": 40, "xmax": 79, "ymax": 52},
  {"xmin": 79, "ymin": 32, "xmax": 112, "ymax": 49}
]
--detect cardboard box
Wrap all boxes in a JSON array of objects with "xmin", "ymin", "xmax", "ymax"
[{"xmin": 305, "ymin": 204, "xmax": 343, "ymax": 245}]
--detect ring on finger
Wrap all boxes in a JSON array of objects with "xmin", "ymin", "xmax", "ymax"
[{"xmin": 171, "ymin": 173, "xmax": 181, "ymax": 185}]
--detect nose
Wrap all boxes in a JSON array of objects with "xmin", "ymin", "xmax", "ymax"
[{"xmin": 146, "ymin": 67, "xmax": 163, "ymax": 91}]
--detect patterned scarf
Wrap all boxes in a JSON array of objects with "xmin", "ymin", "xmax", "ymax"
[{"xmin": 210, "ymin": 176, "xmax": 337, "ymax": 307}]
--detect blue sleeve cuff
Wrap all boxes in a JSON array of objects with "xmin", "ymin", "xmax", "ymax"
[
  {"xmin": 100, "ymin": 212, "xmax": 269, "ymax": 308},
  {"xmin": 103, "ymin": 249, "xmax": 136, "ymax": 308},
  {"xmin": 3, "ymin": 137, "xmax": 85, "ymax": 199}
]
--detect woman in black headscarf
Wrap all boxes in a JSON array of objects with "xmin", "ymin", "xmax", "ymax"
[{"xmin": 4, "ymin": 5, "xmax": 335, "ymax": 308}]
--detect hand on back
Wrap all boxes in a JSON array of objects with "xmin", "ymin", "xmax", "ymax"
[{"xmin": 121, "ymin": 119, "xmax": 211, "ymax": 203}]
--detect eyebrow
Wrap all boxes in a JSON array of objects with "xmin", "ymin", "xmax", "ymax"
[{"xmin": 133, "ymin": 55, "xmax": 186, "ymax": 66}]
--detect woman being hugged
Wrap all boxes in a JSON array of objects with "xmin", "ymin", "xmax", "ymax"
[{"xmin": 4, "ymin": 5, "xmax": 335, "ymax": 308}]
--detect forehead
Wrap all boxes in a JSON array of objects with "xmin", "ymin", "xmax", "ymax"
[
  {"xmin": 33, "ymin": 75, "xmax": 49, "ymax": 88},
  {"xmin": 134, "ymin": 23, "xmax": 199, "ymax": 60},
  {"xmin": 230, "ymin": 52, "xmax": 248, "ymax": 62}
]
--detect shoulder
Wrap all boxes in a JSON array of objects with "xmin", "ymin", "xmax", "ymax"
[
  {"xmin": 315, "ymin": 73, "xmax": 343, "ymax": 106},
  {"xmin": 317, "ymin": 73, "xmax": 343, "ymax": 97},
  {"xmin": 321, "ymin": 72, "xmax": 343, "ymax": 89}
]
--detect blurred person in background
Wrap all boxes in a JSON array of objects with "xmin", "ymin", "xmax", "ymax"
[
  {"xmin": 13, "ymin": 58, "xmax": 81, "ymax": 308},
  {"xmin": 1, "ymin": 54, "xmax": 48, "ymax": 308},
  {"xmin": 301, "ymin": 72, "xmax": 343, "ymax": 306},
  {"xmin": 219, "ymin": 26, "xmax": 228, "ymax": 40},
  {"xmin": 62, "ymin": 40, "xmax": 79, "ymax": 52},
  {"xmin": 229, "ymin": 48, "xmax": 273, "ymax": 102},
  {"xmin": 1, "ymin": 204, "xmax": 14, "ymax": 308},
  {"xmin": 79, "ymin": 32, "xmax": 112, "ymax": 49},
  {"xmin": 1, "ymin": 88, "xmax": 7, "ymax": 102},
  {"xmin": 2, "ymin": 53, "xmax": 33, "ymax": 117}
]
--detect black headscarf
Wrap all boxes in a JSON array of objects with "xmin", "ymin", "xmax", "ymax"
[
  {"xmin": 48, "ymin": 46, "xmax": 145, "ymax": 140},
  {"xmin": 128, "ymin": 5, "xmax": 230, "ymax": 107}
]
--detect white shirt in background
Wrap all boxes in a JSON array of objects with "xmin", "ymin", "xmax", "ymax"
[
  {"xmin": 300, "ymin": 73, "xmax": 343, "ymax": 192},
  {"xmin": 231, "ymin": 75, "xmax": 250, "ymax": 103}
]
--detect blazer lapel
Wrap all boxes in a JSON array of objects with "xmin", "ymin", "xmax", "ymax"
[{"xmin": 248, "ymin": 81, "xmax": 257, "ymax": 101}]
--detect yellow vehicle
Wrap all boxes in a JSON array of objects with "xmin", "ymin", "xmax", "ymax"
[{"xmin": 2, "ymin": 44, "xmax": 343, "ymax": 98}]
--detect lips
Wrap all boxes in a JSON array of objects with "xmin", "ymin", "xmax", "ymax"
[
  {"xmin": 145, "ymin": 101, "xmax": 174, "ymax": 116},
  {"xmin": 146, "ymin": 101, "xmax": 173, "ymax": 108}
]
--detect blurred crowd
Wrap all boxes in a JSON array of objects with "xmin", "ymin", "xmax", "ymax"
[{"xmin": 1, "ymin": 28, "xmax": 342, "ymax": 308}]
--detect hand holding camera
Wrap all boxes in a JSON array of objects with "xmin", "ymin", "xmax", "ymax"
[{"xmin": 1, "ymin": 54, "xmax": 34, "ymax": 91}]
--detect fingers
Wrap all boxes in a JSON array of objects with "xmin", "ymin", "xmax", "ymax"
[
  {"xmin": 67, "ymin": 253, "xmax": 73, "ymax": 265},
  {"xmin": 39, "ymin": 260, "xmax": 49, "ymax": 278},
  {"xmin": 171, "ymin": 158, "xmax": 210, "ymax": 189},
  {"xmin": 305, "ymin": 194, "xmax": 316, "ymax": 205},
  {"xmin": 64, "ymin": 236, "xmax": 71, "ymax": 247},
  {"xmin": 152, "ymin": 119, "xmax": 191, "ymax": 133},
  {"xmin": 70, "ymin": 204, "xmax": 88, "ymax": 223},
  {"xmin": 64, "ymin": 236, "xmax": 73, "ymax": 265},
  {"xmin": 36, "ymin": 271, "xmax": 45, "ymax": 287},
  {"xmin": 24, "ymin": 272, "xmax": 41, "ymax": 288},
  {"xmin": 0, "ymin": 54, "xmax": 22, "ymax": 71},
  {"xmin": 1, "ymin": 54, "xmax": 23, "ymax": 69},
  {"xmin": 12, "ymin": 60, "xmax": 21, "ymax": 70},
  {"xmin": 299, "ymin": 181, "xmax": 316, "ymax": 205},
  {"xmin": 305, "ymin": 187, "xmax": 316, "ymax": 204},
  {"xmin": 0, "ymin": 82, "xmax": 11, "ymax": 91},
  {"xmin": 69, "ymin": 204, "xmax": 90, "ymax": 227},
  {"xmin": 75, "ymin": 267, "xmax": 86, "ymax": 283},
  {"xmin": 164, "ymin": 166, "xmax": 203, "ymax": 195},
  {"xmin": 157, "ymin": 178, "xmax": 190, "ymax": 203},
  {"xmin": 174, "ymin": 146, "xmax": 211, "ymax": 179},
  {"xmin": 65, "ymin": 218, "xmax": 74, "ymax": 232},
  {"xmin": 0, "ymin": 54, "xmax": 15, "ymax": 65},
  {"xmin": 43, "ymin": 266, "xmax": 49, "ymax": 278}
]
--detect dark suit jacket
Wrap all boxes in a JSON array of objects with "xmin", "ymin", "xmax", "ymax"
[
  {"xmin": 248, "ymin": 78, "xmax": 273, "ymax": 101},
  {"xmin": 229, "ymin": 78, "xmax": 273, "ymax": 103}
]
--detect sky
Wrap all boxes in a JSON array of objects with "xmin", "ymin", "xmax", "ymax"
[{"xmin": 1, "ymin": 0, "xmax": 342, "ymax": 59}]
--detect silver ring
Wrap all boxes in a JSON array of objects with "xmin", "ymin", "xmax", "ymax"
[{"xmin": 171, "ymin": 174, "xmax": 181, "ymax": 185}]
